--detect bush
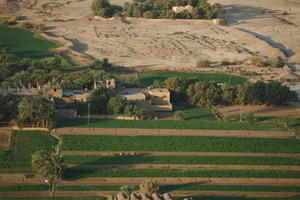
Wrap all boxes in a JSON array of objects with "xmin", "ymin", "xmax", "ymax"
[
  {"xmin": 91, "ymin": 0, "xmax": 122, "ymax": 18},
  {"xmin": 0, "ymin": 17, "xmax": 9, "ymax": 26},
  {"xmin": 139, "ymin": 180, "xmax": 159, "ymax": 195},
  {"xmin": 270, "ymin": 57, "xmax": 285, "ymax": 68},
  {"xmin": 244, "ymin": 113, "xmax": 256, "ymax": 122},
  {"xmin": 136, "ymin": 109, "xmax": 155, "ymax": 120},
  {"xmin": 197, "ymin": 60, "xmax": 211, "ymax": 68},
  {"xmin": 19, "ymin": 22, "xmax": 33, "ymax": 30},
  {"xmin": 173, "ymin": 110, "xmax": 186, "ymax": 120},
  {"xmin": 107, "ymin": 97, "xmax": 127, "ymax": 115},
  {"xmin": 251, "ymin": 56, "xmax": 267, "ymax": 67},
  {"xmin": 221, "ymin": 59, "xmax": 231, "ymax": 66}
]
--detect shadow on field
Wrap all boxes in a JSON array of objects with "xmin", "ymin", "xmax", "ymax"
[
  {"xmin": 63, "ymin": 154, "xmax": 153, "ymax": 181},
  {"xmin": 159, "ymin": 182, "xmax": 209, "ymax": 193}
]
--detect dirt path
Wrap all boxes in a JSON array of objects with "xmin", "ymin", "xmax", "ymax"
[
  {"xmin": 0, "ymin": 129, "xmax": 11, "ymax": 150},
  {"xmin": 0, "ymin": 190, "xmax": 299, "ymax": 198},
  {"xmin": 61, "ymin": 151, "xmax": 300, "ymax": 158},
  {"xmin": 56, "ymin": 128, "xmax": 292, "ymax": 138},
  {"xmin": 67, "ymin": 164, "xmax": 300, "ymax": 171}
]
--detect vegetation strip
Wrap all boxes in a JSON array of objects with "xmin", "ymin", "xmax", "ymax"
[
  {"xmin": 60, "ymin": 135, "xmax": 300, "ymax": 153},
  {"xmin": 0, "ymin": 191, "xmax": 299, "ymax": 198},
  {"xmin": 56, "ymin": 128, "xmax": 291, "ymax": 138},
  {"xmin": 63, "ymin": 169, "xmax": 300, "ymax": 179},
  {"xmin": 58, "ymin": 118, "xmax": 285, "ymax": 131},
  {"xmin": 67, "ymin": 164, "xmax": 300, "ymax": 171},
  {"xmin": 64, "ymin": 155, "xmax": 300, "ymax": 166},
  {"xmin": 1, "ymin": 184, "xmax": 300, "ymax": 193},
  {"xmin": 61, "ymin": 151, "xmax": 300, "ymax": 158}
]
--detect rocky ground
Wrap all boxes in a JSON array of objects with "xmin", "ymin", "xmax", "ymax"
[{"xmin": 1, "ymin": 0, "xmax": 300, "ymax": 97}]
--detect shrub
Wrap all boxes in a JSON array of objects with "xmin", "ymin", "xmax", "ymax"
[
  {"xmin": 107, "ymin": 97, "xmax": 127, "ymax": 115},
  {"xmin": 34, "ymin": 24, "xmax": 45, "ymax": 33},
  {"xmin": 197, "ymin": 60, "xmax": 211, "ymax": 68},
  {"xmin": 251, "ymin": 56, "xmax": 266, "ymax": 67},
  {"xmin": 218, "ymin": 18, "xmax": 227, "ymax": 25},
  {"xmin": 139, "ymin": 180, "xmax": 159, "ymax": 195},
  {"xmin": 19, "ymin": 22, "xmax": 33, "ymax": 30},
  {"xmin": 0, "ymin": 17, "xmax": 9, "ymax": 26},
  {"xmin": 244, "ymin": 113, "xmax": 256, "ymax": 122},
  {"xmin": 173, "ymin": 110, "xmax": 186, "ymax": 120},
  {"xmin": 221, "ymin": 59, "xmax": 231, "ymax": 65},
  {"xmin": 270, "ymin": 57, "xmax": 285, "ymax": 68},
  {"xmin": 136, "ymin": 109, "xmax": 155, "ymax": 120}
]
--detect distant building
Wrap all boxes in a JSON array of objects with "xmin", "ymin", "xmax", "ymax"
[
  {"xmin": 172, "ymin": 5, "xmax": 193, "ymax": 14},
  {"xmin": 115, "ymin": 88, "xmax": 172, "ymax": 112}
]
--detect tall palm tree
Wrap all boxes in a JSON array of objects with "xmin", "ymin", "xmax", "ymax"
[{"xmin": 32, "ymin": 150, "xmax": 65, "ymax": 196}]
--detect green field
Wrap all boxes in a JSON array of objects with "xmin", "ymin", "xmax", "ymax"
[
  {"xmin": 64, "ymin": 155, "xmax": 300, "ymax": 166},
  {"xmin": 64, "ymin": 168, "xmax": 300, "ymax": 179},
  {"xmin": 138, "ymin": 71, "xmax": 246, "ymax": 86},
  {"xmin": 0, "ymin": 131, "xmax": 57, "ymax": 169},
  {"xmin": 0, "ymin": 26, "xmax": 58, "ymax": 60},
  {"xmin": 61, "ymin": 135, "xmax": 300, "ymax": 153},
  {"xmin": 58, "ymin": 118, "xmax": 285, "ymax": 131}
]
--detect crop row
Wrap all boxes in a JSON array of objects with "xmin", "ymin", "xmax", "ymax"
[
  {"xmin": 1, "ymin": 184, "xmax": 300, "ymax": 193},
  {"xmin": 63, "ymin": 169, "xmax": 300, "ymax": 179},
  {"xmin": 61, "ymin": 135, "xmax": 300, "ymax": 153}
]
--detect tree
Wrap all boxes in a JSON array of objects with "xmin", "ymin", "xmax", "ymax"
[
  {"xmin": 92, "ymin": 0, "xmax": 114, "ymax": 18},
  {"xmin": 139, "ymin": 180, "xmax": 159, "ymax": 195},
  {"xmin": 31, "ymin": 151, "xmax": 65, "ymax": 196},
  {"xmin": 17, "ymin": 95, "xmax": 56, "ymax": 129},
  {"xmin": 87, "ymin": 86, "xmax": 114, "ymax": 114},
  {"xmin": 165, "ymin": 76, "xmax": 188, "ymax": 105},
  {"xmin": 107, "ymin": 97, "xmax": 127, "ymax": 114}
]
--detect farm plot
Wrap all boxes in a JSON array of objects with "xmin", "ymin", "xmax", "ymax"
[
  {"xmin": 0, "ymin": 26, "xmax": 58, "ymax": 61},
  {"xmin": 137, "ymin": 71, "xmax": 246, "ymax": 87},
  {"xmin": 60, "ymin": 135, "xmax": 300, "ymax": 153},
  {"xmin": 0, "ymin": 131, "xmax": 57, "ymax": 169},
  {"xmin": 58, "ymin": 118, "xmax": 285, "ymax": 131}
]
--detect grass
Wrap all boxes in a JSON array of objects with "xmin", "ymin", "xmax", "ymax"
[
  {"xmin": 138, "ymin": 71, "xmax": 246, "ymax": 86},
  {"xmin": 0, "ymin": 26, "xmax": 58, "ymax": 61},
  {"xmin": 1, "ymin": 184, "xmax": 300, "ymax": 193},
  {"xmin": 61, "ymin": 135, "xmax": 300, "ymax": 153},
  {"xmin": 64, "ymin": 168, "xmax": 300, "ymax": 179},
  {"xmin": 63, "ymin": 155, "xmax": 300, "ymax": 166},
  {"xmin": 0, "ymin": 131, "xmax": 57, "ymax": 169},
  {"xmin": 174, "ymin": 106, "xmax": 216, "ymax": 121},
  {"xmin": 57, "ymin": 118, "xmax": 285, "ymax": 131}
]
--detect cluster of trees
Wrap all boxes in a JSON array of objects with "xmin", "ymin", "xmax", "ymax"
[
  {"xmin": 68, "ymin": 86, "xmax": 155, "ymax": 120},
  {"xmin": 91, "ymin": 0, "xmax": 122, "ymax": 18},
  {"xmin": 123, "ymin": 0, "xmax": 224, "ymax": 19},
  {"xmin": 91, "ymin": 0, "xmax": 224, "ymax": 19},
  {"xmin": 164, "ymin": 76, "xmax": 297, "ymax": 107},
  {"xmin": 0, "ymin": 51, "xmax": 113, "ymax": 89}
]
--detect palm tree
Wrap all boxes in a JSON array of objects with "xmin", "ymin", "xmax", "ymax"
[
  {"xmin": 120, "ymin": 185, "xmax": 135, "ymax": 200},
  {"xmin": 32, "ymin": 150, "xmax": 65, "ymax": 196}
]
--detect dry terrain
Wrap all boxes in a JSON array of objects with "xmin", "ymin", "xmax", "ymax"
[{"xmin": 1, "ymin": 0, "xmax": 300, "ymax": 96}]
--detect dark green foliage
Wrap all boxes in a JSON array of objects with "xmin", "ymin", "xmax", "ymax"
[
  {"xmin": 0, "ymin": 131, "xmax": 57, "ymax": 169},
  {"xmin": 87, "ymin": 87, "xmax": 114, "ymax": 114},
  {"xmin": 92, "ymin": 0, "xmax": 122, "ymax": 18},
  {"xmin": 17, "ymin": 95, "xmax": 56, "ymax": 129},
  {"xmin": 61, "ymin": 135, "xmax": 300, "ymax": 153},
  {"xmin": 0, "ymin": 93, "xmax": 20, "ymax": 123},
  {"xmin": 136, "ymin": 108, "xmax": 155, "ymax": 120},
  {"xmin": 107, "ymin": 97, "xmax": 127, "ymax": 114},
  {"xmin": 123, "ymin": 0, "xmax": 225, "ymax": 19}
]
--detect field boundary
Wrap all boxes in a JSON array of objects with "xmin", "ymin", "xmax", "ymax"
[
  {"xmin": 0, "ymin": 190, "xmax": 299, "ymax": 198},
  {"xmin": 61, "ymin": 151, "xmax": 300, "ymax": 158},
  {"xmin": 56, "ymin": 128, "xmax": 292, "ymax": 138},
  {"xmin": 66, "ymin": 164, "xmax": 300, "ymax": 171}
]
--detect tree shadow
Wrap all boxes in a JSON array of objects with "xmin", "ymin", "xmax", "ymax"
[{"xmin": 63, "ymin": 154, "xmax": 156, "ymax": 181}]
